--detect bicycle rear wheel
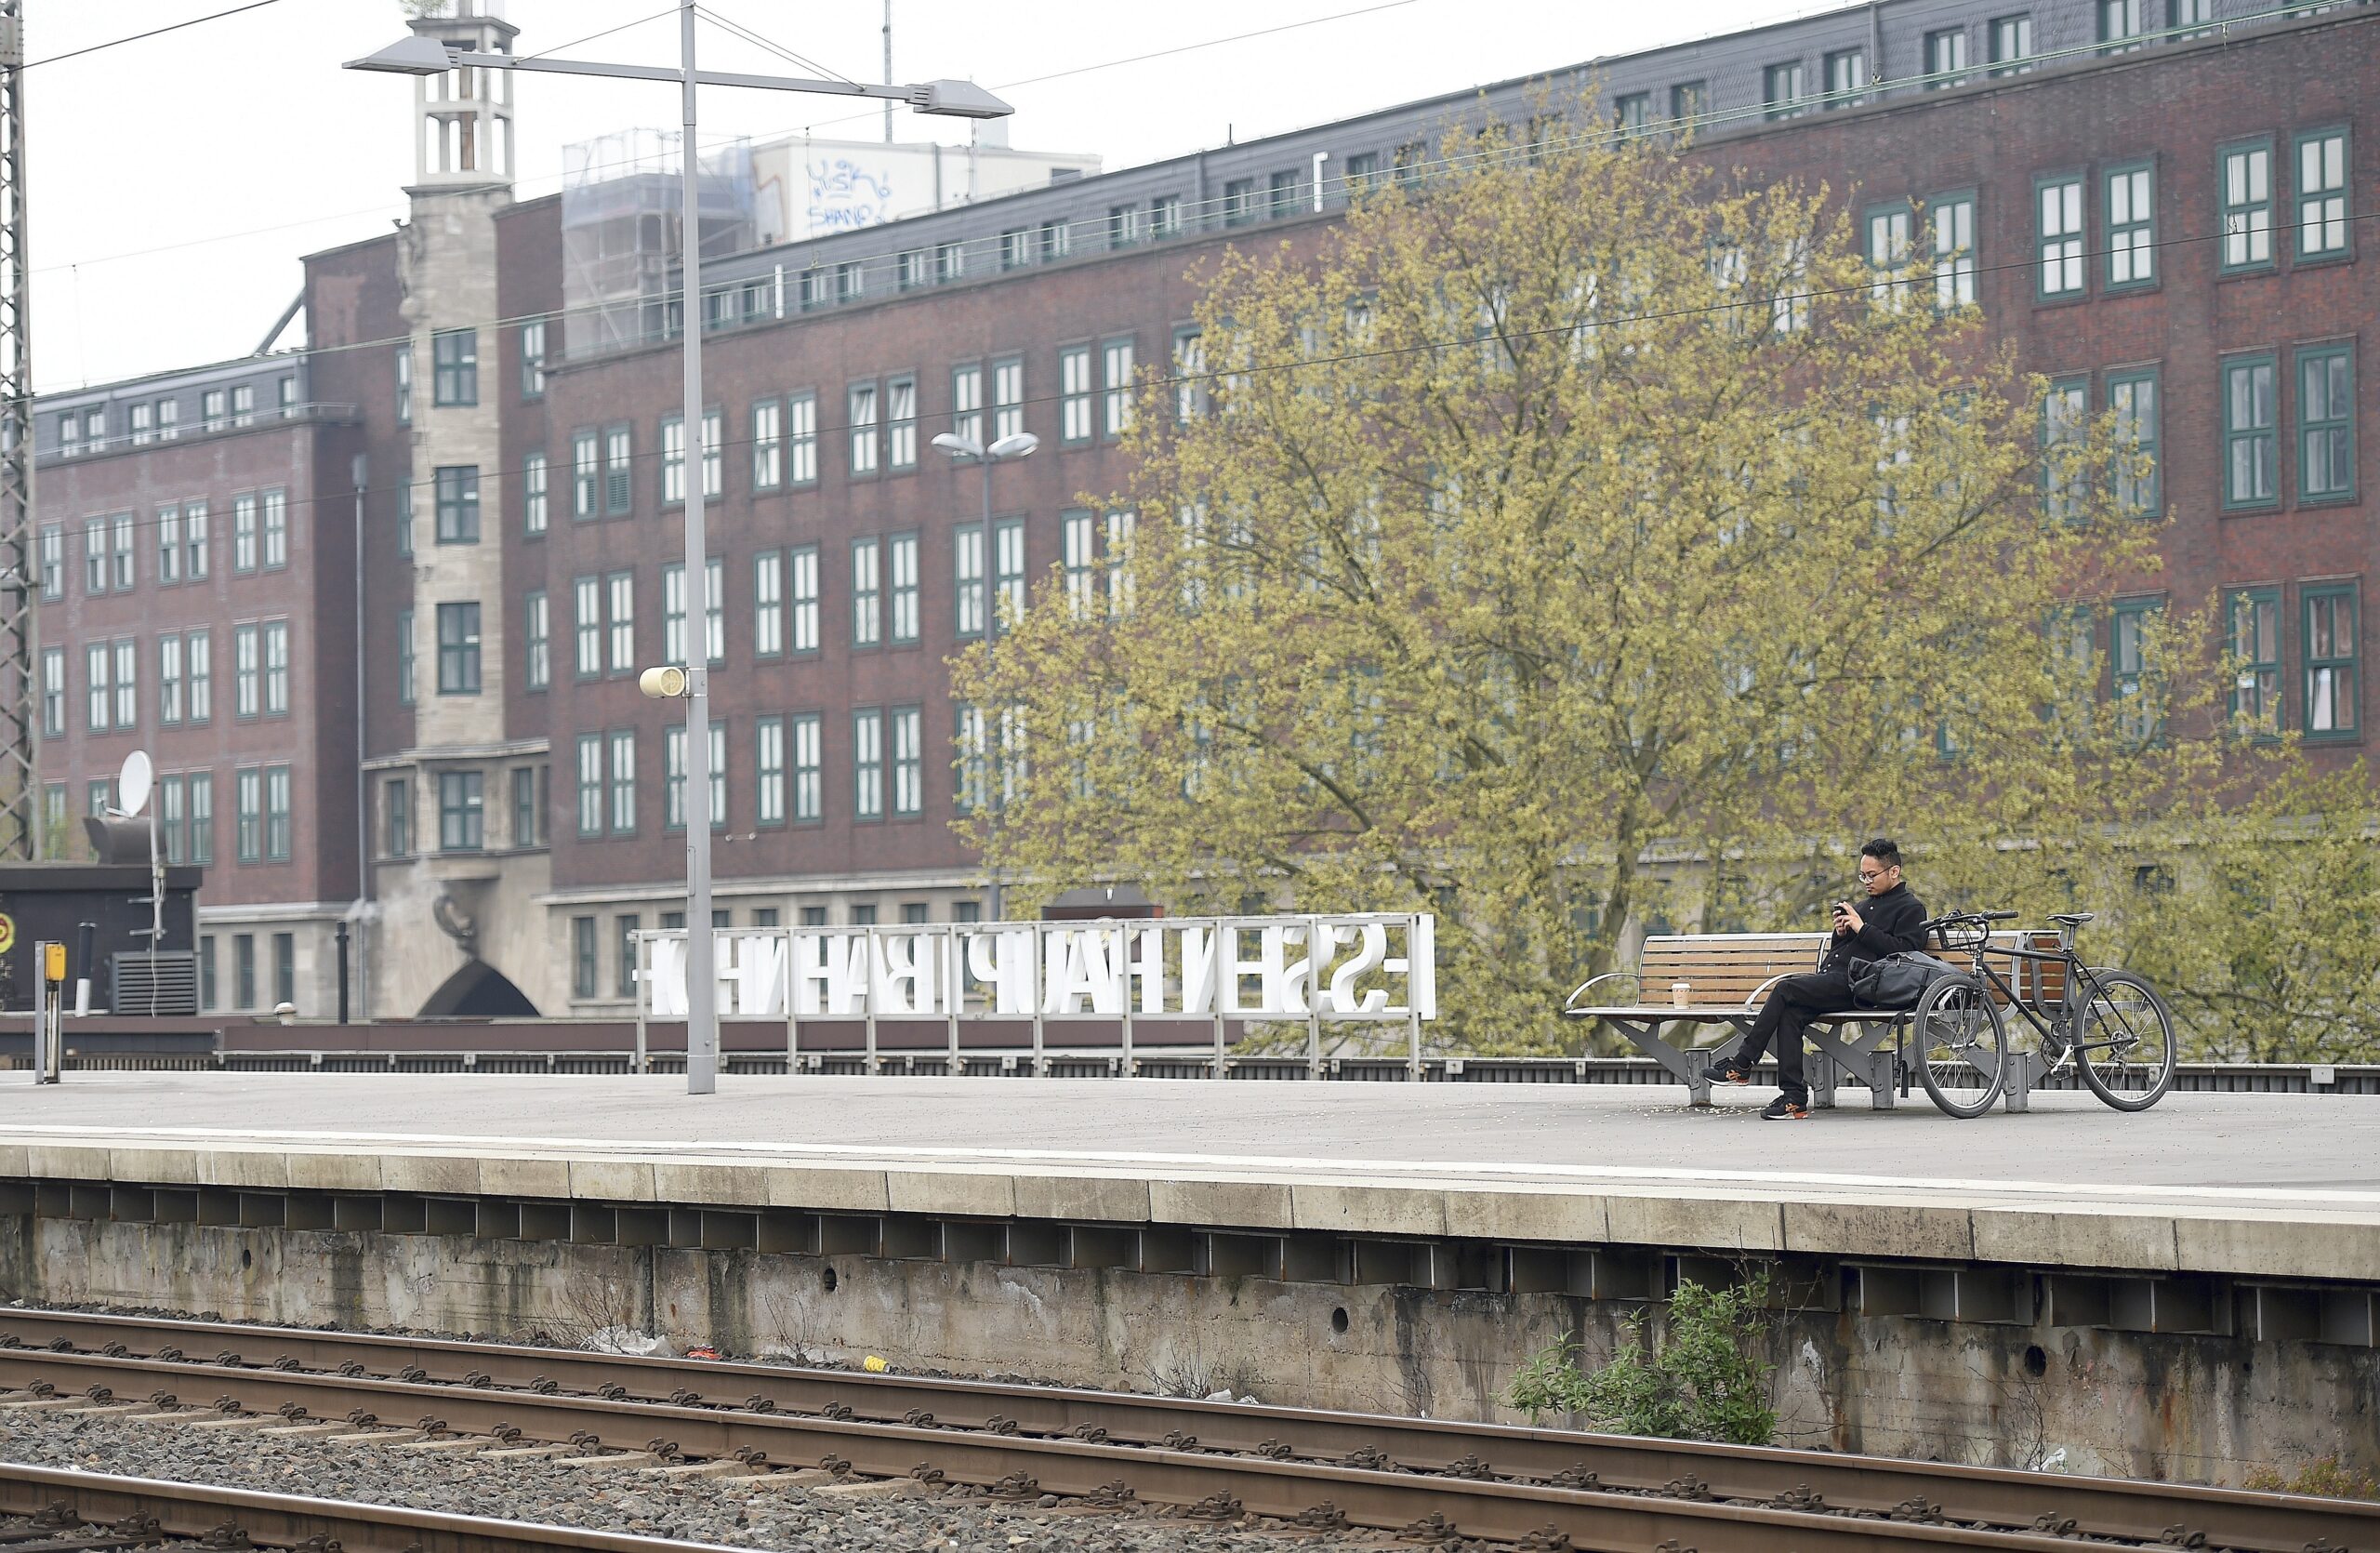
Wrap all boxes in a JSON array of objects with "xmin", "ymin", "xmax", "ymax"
[
  {"xmin": 2073, "ymin": 969, "xmax": 2177, "ymax": 1111},
  {"xmin": 1912, "ymin": 974, "xmax": 2006, "ymax": 1119}
]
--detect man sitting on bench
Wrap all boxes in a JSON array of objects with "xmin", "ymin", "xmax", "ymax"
[{"xmin": 1712, "ymin": 838, "xmax": 1929, "ymax": 1120}]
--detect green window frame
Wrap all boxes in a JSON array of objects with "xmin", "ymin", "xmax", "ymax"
[
  {"xmin": 2034, "ymin": 174, "xmax": 2083, "ymax": 299},
  {"xmin": 2040, "ymin": 376, "xmax": 2088, "ymax": 521},
  {"xmin": 2109, "ymin": 598, "xmax": 2162, "ymax": 745},
  {"xmin": 2293, "ymin": 126, "xmax": 2350, "ymax": 261},
  {"xmin": 572, "ymin": 917, "xmax": 597, "ymax": 999},
  {"xmin": 2296, "ymin": 344, "xmax": 2355, "ymax": 504},
  {"xmin": 2107, "ymin": 367, "xmax": 2160, "ymax": 517},
  {"xmin": 2220, "ymin": 354, "xmax": 2278, "ymax": 511},
  {"xmin": 2303, "ymin": 584, "xmax": 2359, "ymax": 739},
  {"xmin": 1926, "ymin": 188, "xmax": 1977, "ymax": 311},
  {"xmin": 2219, "ymin": 136, "xmax": 2274, "ymax": 273},
  {"xmin": 2226, "ymin": 587, "xmax": 2282, "ymax": 738},
  {"xmin": 2104, "ymin": 161, "xmax": 2154, "ymax": 289},
  {"xmin": 575, "ymin": 733, "xmax": 602, "ymax": 838},
  {"xmin": 853, "ymin": 708, "xmax": 884, "ymax": 822}
]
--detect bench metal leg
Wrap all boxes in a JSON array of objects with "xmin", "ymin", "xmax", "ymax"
[
  {"xmin": 1864, "ymin": 1043, "xmax": 1897, "ymax": 1110},
  {"xmin": 1807, "ymin": 1046, "xmax": 1836, "ymax": 1109},
  {"xmin": 1680, "ymin": 1045, "xmax": 1712, "ymax": 1108},
  {"xmin": 2002, "ymin": 1047, "xmax": 2030, "ymax": 1113}
]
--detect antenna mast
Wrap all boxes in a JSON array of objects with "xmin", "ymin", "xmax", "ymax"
[{"xmin": 0, "ymin": 0, "xmax": 35, "ymax": 862}]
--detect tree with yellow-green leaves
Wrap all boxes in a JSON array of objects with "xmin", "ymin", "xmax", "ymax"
[{"xmin": 951, "ymin": 113, "xmax": 2273, "ymax": 1055}]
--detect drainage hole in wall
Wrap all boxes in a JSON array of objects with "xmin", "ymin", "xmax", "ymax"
[
  {"xmin": 823, "ymin": 1267, "xmax": 839, "ymax": 1293},
  {"xmin": 241, "ymin": 1249, "xmax": 253, "ymax": 1270},
  {"xmin": 2023, "ymin": 1344, "xmax": 2047, "ymax": 1377},
  {"xmin": 1330, "ymin": 1307, "xmax": 1349, "ymax": 1334}
]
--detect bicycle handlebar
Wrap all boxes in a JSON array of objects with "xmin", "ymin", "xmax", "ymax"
[{"xmin": 1922, "ymin": 909, "xmax": 2019, "ymax": 930}]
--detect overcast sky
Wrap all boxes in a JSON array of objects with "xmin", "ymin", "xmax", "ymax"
[{"xmin": 32, "ymin": 0, "xmax": 1829, "ymax": 393}]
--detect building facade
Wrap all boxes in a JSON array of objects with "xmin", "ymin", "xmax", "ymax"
[{"xmin": 28, "ymin": 0, "xmax": 2376, "ymax": 1017}]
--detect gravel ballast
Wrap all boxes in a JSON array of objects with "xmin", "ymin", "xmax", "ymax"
[{"xmin": 0, "ymin": 1405, "xmax": 1427, "ymax": 1552}]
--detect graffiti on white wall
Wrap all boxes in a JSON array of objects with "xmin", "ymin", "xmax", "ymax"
[{"xmin": 807, "ymin": 158, "xmax": 895, "ymax": 232}]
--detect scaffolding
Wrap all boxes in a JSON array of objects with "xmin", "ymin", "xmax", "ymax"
[{"xmin": 562, "ymin": 129, "xmax": 754, "ymax": 359}]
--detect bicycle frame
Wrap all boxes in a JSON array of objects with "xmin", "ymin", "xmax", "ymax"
[{"xmin": 1939, "ymin": 930, "xmax": 2140, "ymax": 1060}]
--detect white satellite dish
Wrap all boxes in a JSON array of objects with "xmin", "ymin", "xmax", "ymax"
[{"xmin": 117, "ymin": 750, "xmax": 153, "ymax": 817}]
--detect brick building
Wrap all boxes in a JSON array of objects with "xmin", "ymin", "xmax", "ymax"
[{"xmin": 28, "ymin": 0, "xmax": 2375, "ymax": 1017}]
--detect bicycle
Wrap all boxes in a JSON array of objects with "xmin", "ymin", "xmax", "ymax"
[{"xmin": 1911, "ymin": 909, "xmax": 2178, "ymax": 1117}]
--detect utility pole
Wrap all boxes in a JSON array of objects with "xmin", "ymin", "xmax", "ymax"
[
  {"xmin": 882, "ymin": 0, "xmax": 892, "ymax": 144},
  {"xmin": 0, "ymin": 1, "xmax": 33, "ymax": 864}
]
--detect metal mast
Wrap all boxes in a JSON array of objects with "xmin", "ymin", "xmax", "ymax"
[{"xmin": 0, "ymin": 1, "xmax": 33, "ymax": 862}]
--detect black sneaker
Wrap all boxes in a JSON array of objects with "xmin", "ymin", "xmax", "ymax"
[
  {"xmin": 1708, "ymin": 1057, "xmax": 1753, "ymax": 1086},
  {"xmin": 1761, "ymin": 1096, "xmax": 1811, "ymax": 1121}
]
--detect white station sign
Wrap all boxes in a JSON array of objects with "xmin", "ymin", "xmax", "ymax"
[{"xmin": 638, "ymin": 914, "xmax": 1436, "ymax": 1024}]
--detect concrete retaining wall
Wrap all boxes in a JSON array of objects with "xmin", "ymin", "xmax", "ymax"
[{"xmin": 7, "ymin": 1214, "xmax": 2372, "ymax": 1487}]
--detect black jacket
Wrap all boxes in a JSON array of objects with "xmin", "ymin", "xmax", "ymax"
[{"xmin": 1819, "ymin": 882, "xmax": 1930, "ymax": 973}]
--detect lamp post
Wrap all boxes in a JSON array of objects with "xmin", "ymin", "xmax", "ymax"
[
  {"xmin": 349, "ymin": 6, "xmax": 1012, "ymax": 1094},
  {"xmin": 932, "ymin": 431, "xmax": 1036, "ymax": 922}
]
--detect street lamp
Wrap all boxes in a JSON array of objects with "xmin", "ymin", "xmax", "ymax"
[
  {"xmin": 349, "ymin": 6, "xmax": 1011, "ymax": 1095},
  {"xmin": 932, "ymin": 431, "xmax": 1037, "ymax": 922}
]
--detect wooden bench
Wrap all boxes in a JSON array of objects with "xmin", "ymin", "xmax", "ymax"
[{"xmin": 1562, "ymin": 929, "xmax": 2067, "ymax": 1110}]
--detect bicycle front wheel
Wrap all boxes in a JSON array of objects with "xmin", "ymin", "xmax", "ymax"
[
  {"xmin": 1912, "ymin": 974, "xmax": 2007, "ymax": 1119},
  {"xmin": 2073, "ymin": 969, "xmax": 2177, "ymax": 1111}
]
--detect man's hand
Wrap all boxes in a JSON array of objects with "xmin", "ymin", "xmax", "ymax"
[{"xmin": 1838, "ymin": 903, "xmax": 1866, "ymax": 935}]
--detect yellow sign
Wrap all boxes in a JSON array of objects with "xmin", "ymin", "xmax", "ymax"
[
  {"xmin": 42, "ymin": 941, "xmax": 63, "ymax": 983},
  {"xmin": 0, "ymin": 913, "xmax": 13, "ymax": 955}
]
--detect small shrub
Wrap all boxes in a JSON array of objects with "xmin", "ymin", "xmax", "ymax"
[
  {"xmin": 1502, "ymin": 1275, "xmax": 1778, "ymax": 1446},
  {"xmin": 2244, "ymin": 1456, "xmax": 2380, "ymax": 1500}
]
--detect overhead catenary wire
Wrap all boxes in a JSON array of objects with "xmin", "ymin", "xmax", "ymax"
[
  {"xmin": 23, "ymin": 0, "xmax": 282, "ymax": 69},
  {"xmin": 38, "ymin": 202, "xmax": 2377, "ymax": 544}
]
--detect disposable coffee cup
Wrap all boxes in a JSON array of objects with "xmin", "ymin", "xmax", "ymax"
[{"xmin": 1670, "ymin": 982, "xmax": 1690, "ymax": 1008}]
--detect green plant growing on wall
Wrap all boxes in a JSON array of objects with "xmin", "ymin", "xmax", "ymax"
[{"xmin": 1503, "ymin": 1276, "xmax": 1778, "ymax": 1446}]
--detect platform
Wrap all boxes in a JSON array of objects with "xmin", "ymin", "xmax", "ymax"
[{"xmin": 2, "ymin": 1072, "xmax": 2376, "ymax": 1281}]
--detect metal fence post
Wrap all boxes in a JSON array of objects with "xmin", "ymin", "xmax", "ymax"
[
  {"xmin": 782, "ymin": 925, "xmax": 798, "ymax": 1075},
  {"xmin": 633, "ymin": 932, "xmax": 649, "ymax": 1076},
  {"xmin": 863, "ymin": 931, "xmax": 879, "ymax": 1075},
  {"xmin": 1030, "ymin": 922, "xmax": 1046, "ymax": 1077},
  {"xmin": 1304, "ymin": 915, "xmax": 1323, "ymax": 1081},
  {"xmin": 945, "ymin": 925, "xmax": 963, "ymax": 1077},
  {"xmin": 1117, "ymin": 923, "xmax": 1134, "ymax": 1078}
]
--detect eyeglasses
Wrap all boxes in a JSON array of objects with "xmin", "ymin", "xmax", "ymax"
[{"xmin": 1857, "ymin": 867, "xmax": 1895, "ymax": 883}]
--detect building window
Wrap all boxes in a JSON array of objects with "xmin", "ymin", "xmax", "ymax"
[
  {"xmin": 262, "ymin": 620, "xmax": 288, "ymax": 715},
  {"xmin": 2307, "ymin": 586, "xmax": 2360, "ymax": 738},
  {"xmin": 2174, "ymin": 0, "xmax": 2214, "ymax": 37},
  {"xmin": 1612, "ymin": 92, "xmax": 1649, "ymax": 135},
  {"xmin": 186, "ymin": 630, "xmax": 210, "ymax": 723},
  {"xmin": 891, "ymin": 706, "xmax": 923, "ymax": 817},
  {"xmin": 1063, "ymin": 509, "xmax": 1097, "ymax": 616},
  {"xmin": 39, "ymin": 645, "xmax": 61, "ymax": 737},
  {"xmin": 606, "ymin": 571, "xmax": 635, "ymax": 673},
  {"xmin": 1151, "ymin": 194, "xmax": 1183, "ymax": 237},
  {"xmin": 787, "ymin": 391, "xmax": 817, "ymax": 485},
  {"xmin": 660, "ymin": 559, "xmax": 724, "ymax": 665},
  {"xmin": 799, "ymin": 268, "xmax": 826, "ymax": 311},
  {"xmin": 83, "ymin": 516, "xmax": 105, "ymax": 595},
  {"xmin": 664, "ymin": 721, "xmax": 726, "ymax": 830},
  {"xmin": 1822, "ymin": 47, "xmax": 1865, "ymax": 108},
  {"xmin": 757, "ymin": 715, "xmax": 787, "ymax": 826},
  {"xmin": 789, "ymin": 544, "xmax": 820, "ymax": 654},
  {"xmin": 608, "ymin": 728, "xmax": 637, "ymax": 833},
  {"xmin": 1988, "ymin": 14, "xmax": 2033, "ymax": 74},
  {"xmin": 1928, "ymin": 191, "xmax": 1977, "ymax": 309},
  {"xmin": 2298, "ymin": 345, "xmax": 2356, "ymax": 503},
  {"xmin": 955, "ymin": 703, "xmax": 987, "ymax": 815},
  {"xmin": 573, "ymin": 917, "xmax": 598, "ymax": 999},
  {"xmin": 439, "ymin": 771, "xmax": 484, "ymax": 852},
  {"xmin": 754, "ymin": 551, "xmax": 784, "ymax": 658},
  {"xmin": 887, "ymin": 376, "xmax": 918, "ymax": 470},
  {"xmin": 437, "ymin": 602, "xmax": 482, "ymax": 694},
  {"xmin": 994, "ymin": 516, "xmax": 1026, "ymax": 626},
  {"xmin": 2108, "ymin": 369, "xmax": 2161, "ymax": 517},
  {"xmin": 752, "ymin": 398, "xmax": 782, "ymax": 489},
  {"xmin": 1059, "ymin": 346, "xmax": 1092, "ymax": 444},
  {"xmin": 1924, "ymin": 27, "xmax": 1968, "ymax": 86},
  {"xmin": 1762, "ymin": 61, "xmax": 1805, "ymax": 120},
  {"xmin": 1668, "ymin": 81, "xmax": 1707, "ymax": 130},
  {"xmin": 512, "ymin": 764, "xmax": 541, "ymax": 847},
  {"xmin": 615, "ymin": 915, "xmax": 641, "ymax": 999},
  {"xmin": 398, "ymin": 609, "xmax": 415, "ymax": 707},
  {"xmin": 575, "ymin": 734, "xmax": 602, "ymax": 837},
  {"xmin": 2295, "ymin": 128, "xmax": 2350, "ymax": 259},
  {"xmin": 791, "ymin": 712, "xmax": 822, "ymax": 823},
  {"xmin": 34, "ymin": 522, "xmax": 60, "ymax": 601},
  {"xmin": 184, "ymin": 501, "xmax": 208, "ymax": 579},
  {"xmin": 233, "ymin": 624, "xmax": 259, "ymax": 718},
  {"xmin": 2228, "ymin": 589, "xmax": 2282, "ymax": 737},
  {"xmin": 156, "ymin": 398, "xmax": 178, "ymax": 440},
  {"xmin": 1039, "ymin": 218, "xmax": 1070, "ymax": 260},
  {"xmin": 523, "ymin": 450, "xmax": 549, "ymax": 534},
  {"xmin": 109, "ymin": 637, "xmax": 135, "ymax": 730},
  {"xmin": 848, "ymin": 382, "xmax": 879, "ymax": 476},
  {"xmin": 2099, "ymin": 0, "xmax": 2147, "ymax": 51},
  {"xmin": 1107, "ymin": 204, "xmax": 1142, "ymax": 246},
  {"xmin": 936, "ymin": 239, "xmax": 964, "ymax": 281},
  {"xmin": 520, "ymin": 317, "xmax": 547, "ymax": 399},
  {"xmin": 572, "ymin": 430, "xmax": 600, "ymax": 518},
  {"xmin": 1223, "ymin": 178, "xmax": 1256, "ymax": 227},
  {"xmin": 1866, "ymin": 202, "xmax": 1914, "ymax": 306},
  {"xmin": 2106, "ymin": 163, "xmax": 2154, "ymax": 288},
  {"xmin": 59, "ymin": 411, "xmax": 78, "ymax": 458},
  {"xmin": 700, "ymin": 406, "xmax": 721, "ymax": 499},
  {"xmin": 950, "ymin": 363, "xmax": 983, "ymax": 450},
  {"xmin": 236, "ymin": 768, "xmax": 262, "ymax": 862},
  {"xmin": 234, "ymin": 934, "xmax": 256, "ymax": 1009},
  {"xmin": 573, "ymin": 577, "xmax": 601, "ymax": 679},
  {"xmin": 233, "ymin": 494, "xmax": 258, "ymax": 572},
  {"xmin": 853, "ymin": 708, "xmax": 884, "ymax": 820},
  {"xmin": 603, "ymin": 424, "xmax": 633, "ymax": 514},
  {"xmin": 955, "ymin": 524, "xmax": 985, "ymax": 639},
  {"xmin": 897, "ymin": 248, "xmax": 927, "ymax": 290},
  {"xmin": 201, "ymin": 389, "xmax": 226, "ymax": 433},
  {"xmin": 852, "ymin": 538, "xmax": 881, "ymax": 646},
  {"xmin": 992, "ymin": 357, "xmax": 1025, "ymax": 442},
  {"xmin": 2223, "ymin": 355, "xmax": 2279, "ymax": 510},
  {"xmin": 2041, "ymin": 377, "xmax": 2088, "ymax": 521},
  {"xmin": 889, "ymin": 532, "xmax": 919, "ymax": 644},
  {"xmin": 434, "ymin": 465, "xmax": 481, "ymax": 543},
  {"xmin": 522, "ymin": 589, "xmax": 548, "ymax": 691},
  {"xmin": 1101, "ymin": 338, "xmax": 1135, "ymax": 439},
  {"xmin": 112, "ymin": 513, "xmax": 134, "ymax": 591},
  {"xmin": 2036, "ymin": 176, "xmax": 2083, "ymax": 298},
  {"xmin": 1267, "ymin": 170, "xmax": 1300, "ymax": 218},
  {"xmin": 129, "ymin": 403, "xmax": 152, "ymax": 445},
  {"xmin": 432, "ymin": 328, "xmax": 477, "ymax": 405},
  {"xmin": 1343, "ymin": 153, "xmax": 1380, "ymax": 195},
  {"xmin": 1000, "ymin": 229, "xmax": 1029, "ymax": 270},
  {"xmin": 2110, "ymin": 601, "xmax": 2161, "ymax": 743},
  {"xmin": 1105, "ymin": 509, "xmax": 1136, "ymax": 617},
  {"xmin": 271, "ymin": 932, "xmax": 294, "ymax": 1006},
  {"xmin": 2221, "ymin": 138, "xmax": 2275, "ymax": 272},
  {"xmin": 835, "ymin": 259, "xmax": 863, "ymax": 303},
  {"xmin": 661, "ymin": 414, "xmax": 686, "ymax": 505}
]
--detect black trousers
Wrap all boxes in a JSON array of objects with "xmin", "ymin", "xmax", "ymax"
[{"xmin": 1733, "ymin": 969, "xmax": 1856, "ymax": 1106}]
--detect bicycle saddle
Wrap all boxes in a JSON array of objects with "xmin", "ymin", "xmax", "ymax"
[{"xmin": 2049, "ymin": 911, "xmax": 2095, "ymax": 926}]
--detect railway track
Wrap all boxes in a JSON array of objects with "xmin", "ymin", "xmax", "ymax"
[
  {"xmin": 0, "ymin": 1307, "xmax": 2370, "ymax": 1552},
  {"xmin": 0, "ymin": 1460, "xmax": 746, "ymax": 1551}
]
